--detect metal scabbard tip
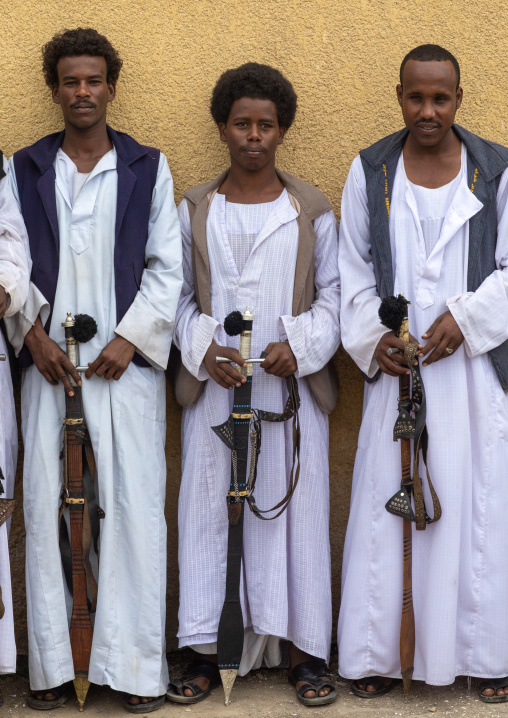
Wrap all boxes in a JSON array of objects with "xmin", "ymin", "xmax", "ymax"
[
  {"xmin": 73, "ymin": 674, "xmax": 91, "ymax": 711},
  {"xmin": 220, "ymin": 668, "xmax": 238, "ymax": 705}
]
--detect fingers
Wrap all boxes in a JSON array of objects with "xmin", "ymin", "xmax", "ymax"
[
  {"xmin": 260, "ymin": 342, "xmax": 297, "ymax": 377},
  {"xmin": 422, "ymin": 311, "xmax": 448, "ymax": 339}
]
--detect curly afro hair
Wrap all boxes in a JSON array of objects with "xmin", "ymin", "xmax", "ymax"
[
  {"xmin": 210, "ymin": 62, "xmax": 297, "ymax": 129},
  {"xmin": 42, "ymin": 28, "xmax": 123, "ymax": 88}
]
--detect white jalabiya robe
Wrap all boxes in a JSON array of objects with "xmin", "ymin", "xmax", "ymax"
[
  {"xmin": 0, "ymin": 156, "xmax": 30, "ymax": 674},
  {"xmin": 6, "ymin": 147, "xmax": 183, "ymax": 695},
  {"xmin": 175, "ymin": 189, "xmax": 340, "ymax": 671},
  {"xmin": 338, "ymin": 144, "xmax": 508, "ymax": 685}
]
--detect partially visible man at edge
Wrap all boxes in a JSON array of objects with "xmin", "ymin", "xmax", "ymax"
[
  {"xmin": 4, "ymin": 28, "xmax": 183, "ymax": 712},
  {"xmin": 0, "ymin": 149, "xmax": 30, "ymax": 706},
  {"xmin": 338, "ymin": 44, "xmax": 508, "ymax": 703}
]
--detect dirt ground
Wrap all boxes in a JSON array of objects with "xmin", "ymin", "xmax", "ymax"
[{"xmin": 1, "ymin": 652, "xmax": 506, "ymax": 718}]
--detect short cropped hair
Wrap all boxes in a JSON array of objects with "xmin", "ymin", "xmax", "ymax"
[
  {"xmin": 210, "ymin": 62, "xmax": 297, "ymax": 129},
  {"xmin": 42, "ymin": 28, "xmax": 123, "ymax": 88},
  {"xmin": 400, "ymin": 44, "xmax": 460, "ymax": 88}
]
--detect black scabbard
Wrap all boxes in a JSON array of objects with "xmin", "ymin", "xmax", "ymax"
[{"xmin": 217, "ymin": 374, "xmax": 253, "ymax": 673}]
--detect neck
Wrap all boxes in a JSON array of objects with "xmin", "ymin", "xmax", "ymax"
[
  {"xmin": 221, "ymin": 159, "xmax": 283, "ymax": 201},
  {"xmin": 60, "ymin": 120, "xmax": 112, "ymax": 161}
]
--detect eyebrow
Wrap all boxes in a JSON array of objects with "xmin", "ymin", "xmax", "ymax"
[
  {"xmin": 231, "ymin": 116, "xmax": 276, "ymax": 122},
  {"xmin": 61, "ymin": 74, "xmax": 104, "ymax": 80}
]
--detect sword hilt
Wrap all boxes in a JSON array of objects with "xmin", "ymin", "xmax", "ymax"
[{"xmin": 0, "ymin": 354, "xmax": 5, "ymax": 361}]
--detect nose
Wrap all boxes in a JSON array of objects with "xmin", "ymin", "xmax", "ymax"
[
  {"xmin": 76, "ymin": 81, "xmax": 91, "ymax": 97},
  {"xmin": 247, "ymin": 124, "xmax": 262, "ymax": 141},
  {"xmin": 420, "ymin": 99, "xmax": 436, "ymax": 120}
]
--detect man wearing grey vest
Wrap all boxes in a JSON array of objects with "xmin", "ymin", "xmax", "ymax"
[
  {"xmin": 338, "ymin": 44, "xmax": 508, "ymax": 702},
  {"xmin": 170, "ymin": 63, "xmax": 340, "ymax": 707}
]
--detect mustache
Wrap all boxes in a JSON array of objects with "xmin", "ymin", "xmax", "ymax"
[{"xmin": 70, "ymin": 101, "xmax": 96, "ymax": 109}]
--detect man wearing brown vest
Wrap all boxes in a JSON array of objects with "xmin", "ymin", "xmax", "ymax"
[{"xmin": 168, "ymin": 63, "xmax": 340, "ymax": 707}]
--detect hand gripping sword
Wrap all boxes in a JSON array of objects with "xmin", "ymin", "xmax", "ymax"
[
  {"xmin": 212, "ymin": 307, "xmax": 301, "ymax": 704},
  {"xmin": 61, "ymin": 312, "xmax": 97, "ymax": 711},
  {"xmin": 379, "ymin": 295, "xmax": 441, "ymax": 698}
]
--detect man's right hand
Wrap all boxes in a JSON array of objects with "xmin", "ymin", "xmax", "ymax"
[
  {"xmin": 374, "ymin": 331, "xmax": 421, "ymax": 377},
  {"xmin": 25, "ymin": 317, "xmax": 81, "ymax": 396},
  {"xmin": 203, "ymin": 340, "xmax": 246, "ymax": 390}
]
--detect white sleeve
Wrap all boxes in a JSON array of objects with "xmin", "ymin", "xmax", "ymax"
[
  {"xmin": 173, "ymin": 198, "xmax": 220, "ymax": 381},
  {"xmin": 114, "ymin": 153, "xmax": 184, "ymax": 370},
  {"xmin": 0, "ymin": 155, "xmax": 30, "ymax": 316},
  {"xmin": 447, "ymin": 166, "xmax": 508, "ymax": 357},
  {"xmin": 338, "ymin": 155, "xmax": 389, "ymax": 377},
  {"xmin": 280, "ymin": 209, "xmax": 341, "ymax": 377},
  {"xmin": 3, "ymin": 157, "xmax": 50, "ymax": 355}
]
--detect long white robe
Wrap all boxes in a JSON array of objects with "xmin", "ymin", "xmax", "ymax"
[
  {"xmin": 338, "ymin": 146, "xmax": 508, "ymax": 684},
  {"xmin": 5, "ymin": 146, "xmax": 183, "ymax": 695},
  {"xmin": 0, "ymin": 155, "xmax": 30, "ymax": 674},
  {"xmin": 175, "ymin": 189, "xmax": 340, "ymax": 668}
]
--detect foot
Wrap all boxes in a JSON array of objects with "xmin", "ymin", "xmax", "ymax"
[
  {"xmin": 30, "ymin": 690, "xmax": 60, "ymax": 702},
  {"xmin": 288, "ymin": 645, "xmax": 333, "ymax": 699},
  {"xmin": 480, "ymin": 678, "xmax": 508, "ymax": 699},
  {"xmin": 166, "ymin": 656, "xmax": 221, "ymax": 704},
  {"xmin": 355, "ymin": 677, "xmax": 394, "ymax": 694},
  {"xmin": 127, "ymin": 696, "xmax": 160, "ymax": 705}
]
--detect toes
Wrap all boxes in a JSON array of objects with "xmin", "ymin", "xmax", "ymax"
[
  {"xmin": 183, "ymin": 688, "xmax": 194, "ymax": 697},
  {"xmin": 128, "ymin": 696, "xmax": 141, "ymax": 705},
  {"xmin": 302, "ymin": 689, "xmax": 316, "ymax": 698},
  {"xmin": 482, "ymin": 688, "xmax": 495, "ymax": 696}
]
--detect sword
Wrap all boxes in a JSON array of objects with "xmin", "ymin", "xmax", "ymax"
[
  {"xmin": 211, "ymin": 308, "xmax": 301, "ymax": 705},
  {"xmin": 379, "ymin": 294, "xmax": 441, "ymax": 698},
  {"xmin": 0, "ymin": 352, "xmax": 16, "ymax": 621},
  {"xmin": 61, "ymin": 312, "xmax": 97, "ymax": 711}
]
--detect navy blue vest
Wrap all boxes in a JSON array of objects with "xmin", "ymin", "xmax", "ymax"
[
  {"xmin": 13, "ymin": 126, "xmax": 160, "ymax": 368},
  {"xmin": 360, "ymin": 124, "xmax": 508, "ymax": 390}
]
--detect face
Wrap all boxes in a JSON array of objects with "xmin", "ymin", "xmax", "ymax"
[
  {"xmin": 397, "ymin": 59, "xmax": 462, "ymax": 148},
  {"xmin": 52, "ymin": 55, "xmax": 115, "ymax": 130},
  {"xmin": 219, "ymin": 97, "xmax": 286, "ymax": 171}
]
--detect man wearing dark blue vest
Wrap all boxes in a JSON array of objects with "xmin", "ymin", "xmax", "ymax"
[
  {"xmin": 5, "ymin": 28, "xmax": 182, "ymax": 712},
  {"xmin": 338, "ymin": 44, "xmax": 508, "ymax": 702}
]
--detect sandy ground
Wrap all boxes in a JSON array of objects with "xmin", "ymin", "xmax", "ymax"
[{"xmin": 1, "ymin": 652, "xmax": 506, "ymax": 718}]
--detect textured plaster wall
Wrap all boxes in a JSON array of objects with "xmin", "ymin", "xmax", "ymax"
[{"xmin": 2, "ymin": 0, "xmax": 508, "ymax": 657}]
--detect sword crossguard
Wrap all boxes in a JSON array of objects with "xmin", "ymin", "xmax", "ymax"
[{"xmin": 0, "ymin": 354, "xmax": 5, "ymax": 361}]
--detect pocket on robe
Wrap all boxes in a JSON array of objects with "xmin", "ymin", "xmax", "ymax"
[{"xmin": 70, "ymin": 226, "xmax": 91, "ymax": 254}]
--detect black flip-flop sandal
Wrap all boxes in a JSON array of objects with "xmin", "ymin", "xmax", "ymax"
[
  {"xmin": 479, "ymin": 677, "xmax": 508, "ymax": 703},
  {"xmin": 123, "ymin": 694, "xmax": 166, "ymax": 713},
  {"xmin": 351, "ymin": 676, "xmax": 399, "ymax": 699},
  {"xmin": 288, "ymin": 659, "xmax": 338, "ymax": 706},
  {"xmin": 166, "ymin": 659, "xmax": 221, "ymax": 705},
  {"xmin": 26, "ymin": 684, "xmax": 70, "ymax": 711}
]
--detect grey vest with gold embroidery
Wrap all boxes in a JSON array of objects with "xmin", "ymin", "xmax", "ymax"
[{"xmin": 360, "ymin": 124, "xmax": 508, "ymax": 389}]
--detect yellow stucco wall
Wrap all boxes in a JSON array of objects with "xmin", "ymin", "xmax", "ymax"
[{"xmin": 2, "ymin": 0, "xmax": 507, "ymax": 655}]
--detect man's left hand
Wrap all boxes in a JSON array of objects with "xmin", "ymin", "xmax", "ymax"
[
  {"xmin": 420, "ymin": 310, "xmax": 464, "ymax": 366},
  {"xmin": 0, "ymin": 286, "xmax": 9, "ymax": 319},
  {"xmin": 85, "ymin": 336, "xmax": 136, "ymax": 380},
  {"xmin": 260, "ymin": 342, "xmax": 297, "ymax": 378}
]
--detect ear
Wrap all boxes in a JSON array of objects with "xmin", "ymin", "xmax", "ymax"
[
  {"xmin": 107, "ymin": 83, "xmax": 116, "ymax": 103},
  {"xmin": 278, "ymin": 126, "xmax": 287, "ymax": 145},
  {"xmin": 456, "ymin": 86, "xmax": 463, "ymax": 111},
  {"xmin": 52, "ymin": 85, "xmax": 61, "ymax": 106},
  {"xmin": 396, "ymin": 83, "xmax": 403, "ymax": 109},
  {"xmin": 219, "ymin": 122, "xmax": 227, "ymax": 143}
]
